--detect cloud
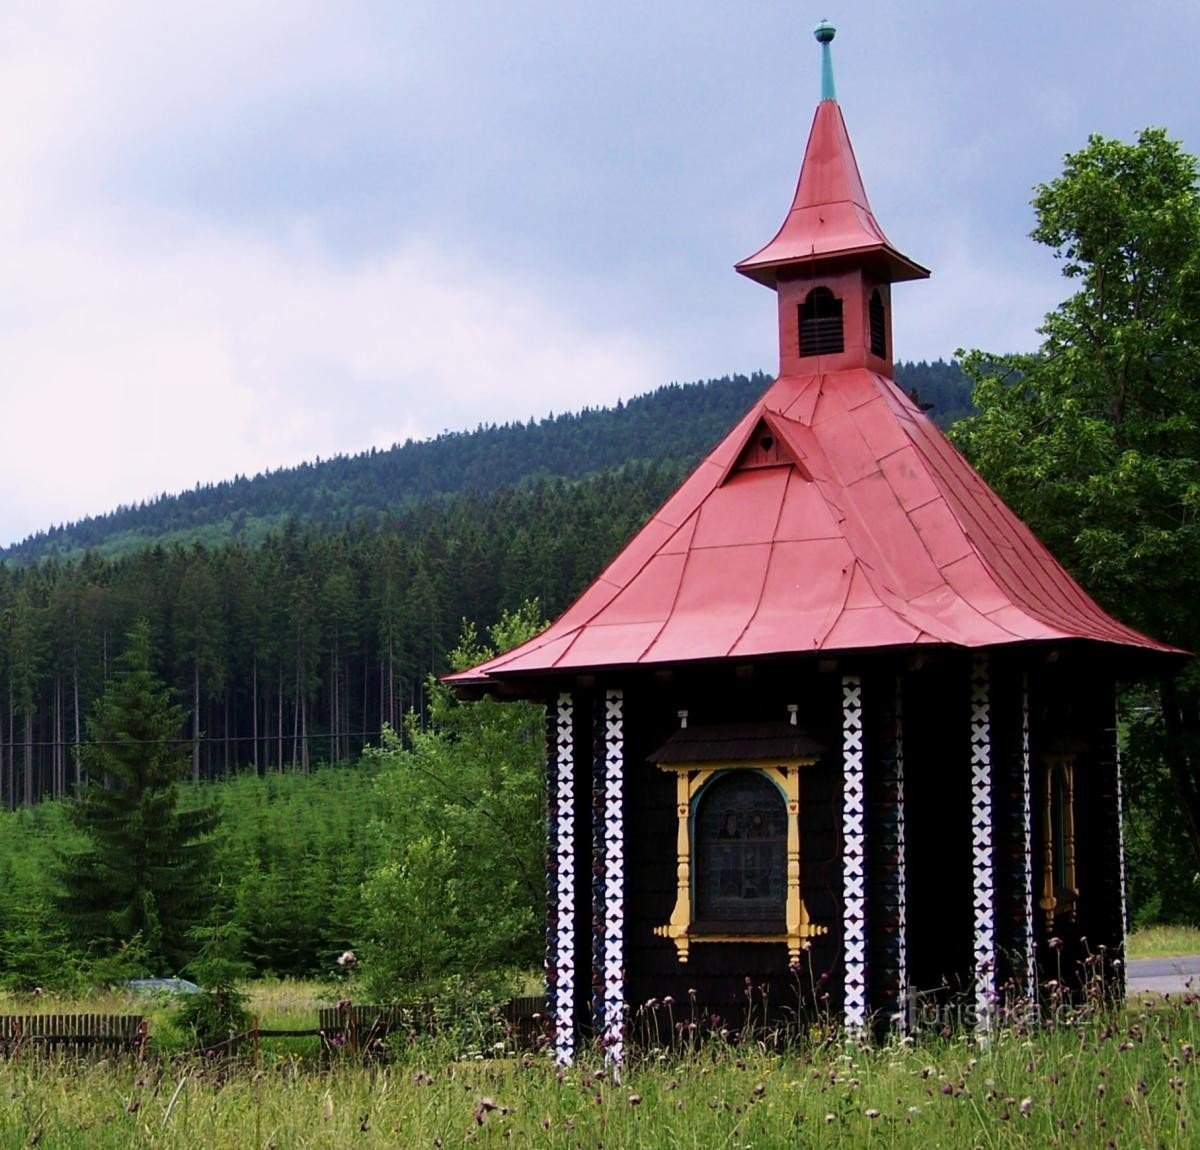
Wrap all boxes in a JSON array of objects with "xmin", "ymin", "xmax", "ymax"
[
  {"xmin": 0, "ymin": 5, "xmax": 672, "ymax": 546},
  {"xmin": 0, "ymin": 213, "xmax": 665, "ymax": 545},
  {"xmin": 3, "ymin": 0, "xmax": 1200, "ymax": 548}
]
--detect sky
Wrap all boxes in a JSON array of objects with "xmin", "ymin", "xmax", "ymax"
[{"xmin": 1, "ymin": 2, "xmax": 1198, "ymax": 548}]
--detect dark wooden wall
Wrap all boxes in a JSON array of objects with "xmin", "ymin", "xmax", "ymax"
[{"xmin": 554, "ymin": 646, "xmax": 1129, "ymax": 1040}]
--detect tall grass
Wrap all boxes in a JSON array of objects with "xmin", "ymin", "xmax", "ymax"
[{"xmin": 2, "ymin": 991, "xmax": 1198, "ymax": 1148}]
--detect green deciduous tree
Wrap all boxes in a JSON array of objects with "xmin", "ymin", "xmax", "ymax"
[
  {"xmin": 361, "ymin": 600, "xmax": 547, "ymax": 996},
  {"xmin": 59, "ymin": 620, "xmax": 218, "ymax": 970},
  {"xmin": 953, "ymin": 128, "xmax": 1200, "ymax": 912}
]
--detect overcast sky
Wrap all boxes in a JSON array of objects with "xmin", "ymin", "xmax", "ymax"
[{"xmin": 1, "ymin": 1, "xmax": 1198, "ymax": 547}]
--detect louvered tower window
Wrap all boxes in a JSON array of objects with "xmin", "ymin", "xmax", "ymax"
[
  {"xmin": 869, "ymin": 289, "xmax": 886, "ymax": 358},
  {"xmin": 798, "ymin": 287, "xmax": 844, "ymax": 357}
]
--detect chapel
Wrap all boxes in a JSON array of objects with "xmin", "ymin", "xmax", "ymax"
[{"xmin": 449, "ymin": 22, "xmax": 1181, "ymax": 1062}]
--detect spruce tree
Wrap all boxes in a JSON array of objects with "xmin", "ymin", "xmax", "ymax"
[{"xmin": 59, "ymin": 619, "xmax": 217, "ymax": 971}]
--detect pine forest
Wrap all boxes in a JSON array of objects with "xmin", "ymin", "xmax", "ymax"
[{"xmin": 0, "ymin": 362, "xmax": 968, "ymax": 803}]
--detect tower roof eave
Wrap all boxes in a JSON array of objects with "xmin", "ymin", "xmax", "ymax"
[{"xmin": 735, "ymin": 242, "xmax": 930, "ymax": 289}]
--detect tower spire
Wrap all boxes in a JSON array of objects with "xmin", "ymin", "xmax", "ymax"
[
  {"xmin": 815, "ymin": 19, "xmax": 837, "ymax": 102},
  {"xmin": 734, "ymin": 23, "xmax": 928, "ymax": 291}
]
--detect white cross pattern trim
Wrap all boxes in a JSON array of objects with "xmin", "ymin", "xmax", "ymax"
[
  {"xmin": 1021, "ymin": 675, "xmax": 1036, "ymax": 1001},
  {"xmin": 842, "ymin": 674, "xmax": 867, "ymax": 1037},
  {"xmin": 1114, "ymin": 697, "xmax": 1129, "ymax": 958},
  {"xmin": 553, "ymin": 692, "xmax": 576, "ymax": 1066},
  {"xmin": 971, "ymin": 655, "xmax": 996, "ymax": 1032},
  {"xmin": 601, "ymin": 688, "xmax": 625, "ymax": 1068},
  {"xmin": 894, "ymin": 676, "xmax": 908, "ymax": 1031}
]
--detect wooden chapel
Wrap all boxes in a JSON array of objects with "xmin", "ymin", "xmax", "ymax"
[{"xmin": 448, "ymin": 22, "xmax": 1182, "ymax": 1063}]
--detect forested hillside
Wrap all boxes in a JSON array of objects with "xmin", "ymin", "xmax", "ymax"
[
  {"xmin": 0, "ymin": 360, "xmax": 969, "ymax": 808},
  {"xmin": 3, "ymin": 361, "xmax": 968, "ymax": 564}
]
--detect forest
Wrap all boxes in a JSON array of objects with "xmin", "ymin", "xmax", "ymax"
[
  {"xmin": 0, "ymin": 361, "xmax": 969, "ymax": 802},
  {"xmin": 1, "ymin": 360, "xmax": 968, "ymax": 566}
]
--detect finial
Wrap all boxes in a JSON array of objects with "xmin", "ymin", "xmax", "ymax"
[{"xmin": 814, "ymin": 19, "xmax": 837, "ymax": 102}]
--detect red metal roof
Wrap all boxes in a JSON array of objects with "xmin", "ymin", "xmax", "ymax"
[
  {"xmin": 735, "ymin": 100, "xmax": 929, "ymax": 288},
  {"xmin": 450, "ymin": 370, "xmax": 1178, "ymax": 684},
  {"xmin": 449, "ymin": 76, "xmax": 1179, "ymax": 688}
]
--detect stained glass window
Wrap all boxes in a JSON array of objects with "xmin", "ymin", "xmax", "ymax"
[{"xmin": 695, "ymin": 771, "xmax": 787, "ymax": 929}]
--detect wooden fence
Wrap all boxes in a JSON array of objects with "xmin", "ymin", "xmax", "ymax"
[
  {"xmin": 0, "ymin": 1014, "xmax": 147, "ymax": 1057},
  {"xmin": 0, "ymin": 997, "xmax": 549, "ymax": 1061}
]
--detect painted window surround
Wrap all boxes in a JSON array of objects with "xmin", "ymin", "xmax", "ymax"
[{"xmin": 653, "ymin": 758, "xmax": 827, "ymax": 963}]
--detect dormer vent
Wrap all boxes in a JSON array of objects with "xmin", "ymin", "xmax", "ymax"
[{"xmin": 798, "ymin": 287, "xmax": 844, "ymax": 357}]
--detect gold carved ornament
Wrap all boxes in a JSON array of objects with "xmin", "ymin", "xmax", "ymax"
[
  {"xmin": 1039, "ymin": 753, "xmax": 1078, "ymax": 932},
  {"xmin": 652, "ymin": 758, "xmax": 827, "ymax": 964}
]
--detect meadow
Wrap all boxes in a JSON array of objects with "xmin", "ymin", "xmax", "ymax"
[{"xmin": 1, "ymin": 972, "xmax": 1198, "ymax": 1149}]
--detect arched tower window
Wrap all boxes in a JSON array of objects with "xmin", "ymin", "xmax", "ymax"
[
  {"xmin": 869, "ymin": 289, "xmax": 887, "ymax": 358},
  {"xmin": 798, "ymin": 287, "xmax": 844, "ymax": 357},
  {"xmin": 695, "ymin": 771, "xmax": 787, "ymax": 930}
]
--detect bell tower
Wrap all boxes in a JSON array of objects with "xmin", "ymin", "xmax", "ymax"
[{"xmin": 735, "ymin": 21, "xmax": 929, "ymax": 380}]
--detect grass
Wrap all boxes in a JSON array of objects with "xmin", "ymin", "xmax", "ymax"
[
  {"xmin": 1, "ymin": 990, "xmax": 1199, "ymax": 1148},
  {"xmin": 1128, "ymin": 925, "xmax": 1200, "ymax": 959}
]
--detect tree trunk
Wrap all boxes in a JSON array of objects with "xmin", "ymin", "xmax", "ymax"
[
  {"xmin": 252, "ymin": 653, "xmax": 260, "ymax": 775},
  {"xmin": 301, "ymin": 697, "xmax": 310, "ymax": 773},
  {"xmin": 0, "ymin": 697, "xmax": 6, "ymax": 813},
  {"xmin": 53, "ymin": 677, "xmax": 63, "ymax": 797},
  {"xmin": 329, "ymin": 648, "xmax": 337, "ymax": 765},
  {"xmin": 192, "ymin": 663, "xmax": 201, "ymax": 783},
  {"xmin": 277, "ymin": 670, "xmax": 283, "ymax": 773},
  {"xmin": 7, "ymin": 685, "xmax": 14, "ymax": 811},
  {"xmin": 24, "ymin": 710, "xmax": 34, "ymax": 808},
  {"xmin": 73, "ymin": 659, "xmax": 82, "ymax": 792},
  {"xmin": 291, "ymin": 670, "xmax": 300, "ymax": 771}
]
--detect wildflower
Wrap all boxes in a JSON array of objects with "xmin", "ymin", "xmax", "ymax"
[
  {"xmin": 628, "ymin": 1094, "xmax": 642, "ymax": 1106},
  {"xmin": 1096, "ymin": 1084, "xmax": 1106, "ymax": 1098},
  {"xmin": 336, "ymin": 950, "xmax": 357, "ymax": 968},
  {"xmin": 865, "ymin": 1108, "xmax": 880, "ymax": 1119},
  {"xmin": 1049, "ymin": 937, "xmax": 1063, "ymax": 951},
  {"xmin": 824, "ymin": 1113, "xmax": 835, "ymax": 1124}
]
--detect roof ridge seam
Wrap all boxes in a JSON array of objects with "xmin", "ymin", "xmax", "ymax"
[{"xmin": 729, "ymin": 466, "xmax": 797, "ymax": 655}]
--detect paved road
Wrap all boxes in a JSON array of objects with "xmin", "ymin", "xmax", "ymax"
[{"xmin": 1127, "ymin": 955, "xmax": 1200, "ymax": 996}]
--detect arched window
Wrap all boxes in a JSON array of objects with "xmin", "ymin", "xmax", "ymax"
[
  {"xmin": 799, "ymin": 287, "xmax": 844, "ymax": 357},
  {"xmin": 649, "ymin": 722, "xmax": 827, "ymax": 963},
  {"xmin": 1040, "ymin": 755, "xmax": 1078, "ymax": 930},
  {"xmin": 869, "ymin": 289, "xmax": 887, "ymax": 358},
  {"xmin": 695, "ymin": 771, "xmax": 787, "ymax": 930}
]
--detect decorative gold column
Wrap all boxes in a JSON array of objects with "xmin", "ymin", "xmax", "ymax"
[
  {"xmin": 653, "ymin": 761, "xmax": 827, "ymax": 963},
  {"xmin": 1039, "ymin": 754, "xmax": 1077, "ymax": 932}
]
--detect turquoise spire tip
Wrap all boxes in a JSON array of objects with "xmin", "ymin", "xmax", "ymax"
[{"xmin": 814, "ymin": 19, "xmax": 837, "ymax": 101}]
